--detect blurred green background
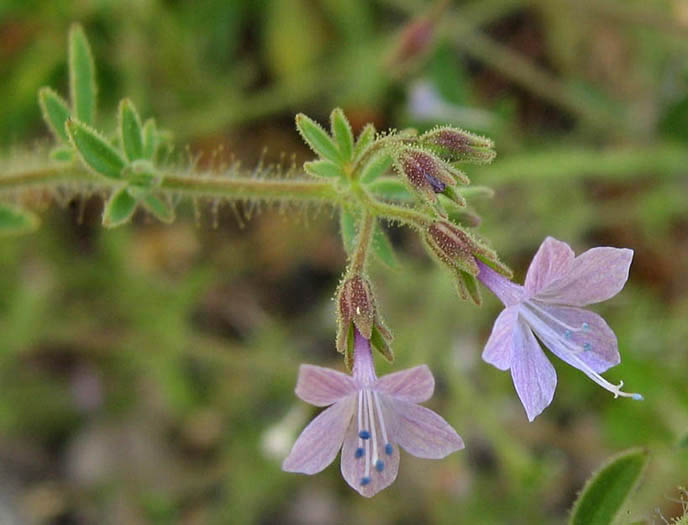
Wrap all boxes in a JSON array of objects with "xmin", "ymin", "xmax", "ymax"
[{"xmin": 1, "ymin": 0, "xmax": 688, "ymax": 523}]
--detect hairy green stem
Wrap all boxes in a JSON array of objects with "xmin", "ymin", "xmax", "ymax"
[{"xmin": 350, "ymin": 211, "xmax": 375, "ymax": 274}]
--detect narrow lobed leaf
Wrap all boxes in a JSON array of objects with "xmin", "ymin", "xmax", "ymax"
[
  {"xmin": 67, "ymin": 119, "xmax": 126, "ymax": 179},
  {"xmin": 353, "ymin": 123, "xmax": 376, "ymax": 161},
  {"xmin": 367, "ymin": 177, "xmax": 413, "ymax": 201},
  {"xmin": 340, "ymin": 208, "xmax": 357, "ymax": 255},
  {"xmin": 38, "ymin": 87, "xmax": 71, "ymax": 143},
  {"xmin": 142, "ymin": 118, "xmax": 158, "ymax": 160},
  {"xmin": 0, "ymin": 203, "xmax": 40, "ymax": 236},
  {"xmin": 50, "ymin": 145, "xmax": 75, "ymax": 163},
  {"xmin": 118, "ymin": 98, "xmax": 144, "ymax": 161},
  {"xmin": 360, "ymin": 153, "xmax": 394, "ymax": 184},
  {"xmin": 69, "ymin": 23, "xmax": 97, "ymax": 125},
  {"xmin": 371, "ymin": 221, "xmax": 399, "ymax": 269},
  {"xmin": 102, "ymin": 187, "xmax": 137, "ymax": 228},
  {"xmin": 569, "ymin": 447, "xmax": 649, "ymax": 525},
  {"xmin": 330, "ymin": 108, "xmax": 354, "ymax": 162},
  {"xmin": 140, "ymin": 193, "xmax": 175, "ymax": 223},
  {"xmin": 304, "ymin": 160, "xmax": 344, "ymax": 179},
  {"xmin": 295, "ymin": 113, "xmax": 341, "ymax": 163}
]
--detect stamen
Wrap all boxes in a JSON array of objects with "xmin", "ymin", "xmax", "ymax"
[
  {"xmin": 361, "ymin": 476, "xmax": 371, "ymax": 486},
  {"xmin": 518, "ymin": 306, "xmax": 643, "ymax": 400},
  {"xmin": 366, "ymin": 390, "xmax": 380, "ymax": 468},
  {"xmin": 375, "ymin": 459, "xmax": 385, "ymax": 472},
  {"xmin": 363, "ymin": 391, "xmax": 371, "ymax": 481},
  {"xmin": 373, "ymin": 392, "xmax": 393, "ymax": 456},
  {"xmin": 355, "ymin": 447, "xmax": 364, "ymax": 458},
  {"xmin": 527, "ymin": 300, "xmax": 589, "ymax": 333}
]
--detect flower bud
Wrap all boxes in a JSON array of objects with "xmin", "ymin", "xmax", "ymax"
[
  {"xmin": 420, "ymin": 126, "xmax": 496, "ymax": 164},
  {"xmin": 396, "ymin": 149, "xmax": 468, "ymax": 205}
]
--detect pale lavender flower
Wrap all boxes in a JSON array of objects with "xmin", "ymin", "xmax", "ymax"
[
  {"xmin": 282, "ymin": 329, "xmax": 464, "ymax": 497},
  {"xmin": 477, "ymin": 237, "xmax": 642, "ymax": 421}
]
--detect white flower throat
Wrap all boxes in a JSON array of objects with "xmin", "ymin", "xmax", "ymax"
[{"xmin": 356, "ymin": 389, "xmax": 393, "ymax": 486}]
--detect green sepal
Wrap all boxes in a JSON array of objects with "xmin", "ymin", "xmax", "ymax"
[
  {"xmin": 569, "ymin": 447, "xmax": 649, "ymax": 525},
  {"xmin": 67, "ymin": 119, "xmax": 126, "ymax": 179},
  {"xmin": 370, "ymin": 323, "xmax": 394, "ymax": 362},
  {"xmin": 0, "ymin": 203, "xmax": 40, "ymax": 236},
  {"xmin": 371, "ymin": 221, "xmax": 398, "ymax": 268},
  {"xmin": 118, "ymin": 98, "xmax": 144, "ymax": 161},
  {"xmin": 475, "ymin": 253, "xmax": 512, "ymax": 279},
  {"xmin": 353, "ymin": 123, "xmax": 376, "ymax": 161},
  {"xmin": 360, "ymin": 153, "xmax": 393, "ymax": 184},
  {"xmin": 455, "ymin": 270, "xmax": 481, "ymax": 305},
  {"xmin": 102, "ymin": 186, "xmax": 137, "ymax": 228},
  {"xmin": 344, "ymin": 322, "xmax": 355, "ymax": 371},
  {"xmin": 38, "ymin": 87, "xmax": 71, "ymax": 143},
  {"xmin": 457, "ymin": 186, "xmax": 495, "ymax": 200},
  {"xmin": 50, "ymin": 145, "xmax": 75, "ymax": 163},
  {"xmin": 330, "ymin": 108, "xmax": 354, "ymax": 162},
  {"xmin": 295, "ymin": 113, "xmax": 340, "ymax": 163},
  {"xmin": 340, "ymin": 207, "xmax": 357, "ymax": 255},
  {"xmin": 304, "ymin": 160, "xmax": 343, "ymax": 179},
  {"xmin": 139, "ymin": 193, "xmax": 175, "ymax": 223},
  {"xmin": 367, "ymin": 177, "xmax": 413, "ymax": 201},
  {"xmin": 69, "ymin": 23, "xmax": 97, "ymax": 125},
  {"xmin": 142, "ymin": 118, "xmax": 158, "ymax": 160}
]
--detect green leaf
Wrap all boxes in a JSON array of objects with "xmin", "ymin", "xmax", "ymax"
[
  {"xmin": 367, "ymin": 177, "xmax": 413, "ymax": 201},
  {"xmin": 38, "ymin": 87, "xmax": 71, "ymax": 143},
  {"xmin": 69, "ymin": 23, "xmax": 97, "ymax": 125},
  {"xmin": 0, "ymin": 203, "xmax": 40, "ymax": 236},
  {"xmin": 140, "ymin": 194, "xmax": 175, "ymax": 223},
  {"xmin": 360, "ymin": 153, "xmax": 393, "ymax": 183},
  {"xmin": 340, "ymin": 208, "xmax": 357, "ymax": 255},
  {"xmin": 295, "ymin": 113, "xmax": 340, "ymax": 163},
  {"xmin": 371, "ymin": 221, "xmax": 398, "ymax": 268},
  {"xmin": 118, "ymin": 98, "xmax": 144, "ymax": 161},
  {"xmin": 50, "ymin": 145, "xmax": 75, "ymax": 163},
  {"xmin": 142, "ymin": 118, "xmax": 158, "ymax": 160},
  {"xmin": 569, "ymin": 448, "xmax": 649, "ymax": 525},
  {"xmin": 67, "ymin": 119, "xmax": 126, "ymax": 179},
  {"xmin": 102, "ymin": 187, "xmax": 137, "ymax": 228},
  {"xmin": 330, "ymin": 108, "xmax": 354, "ymax": 161},
  {"xmin": 304, "ymin": 160, "xmax": 343, "ymax": 179},
  {"xmin": 353, "ymin": 123, "xmax": 376, "ymax": 160}
]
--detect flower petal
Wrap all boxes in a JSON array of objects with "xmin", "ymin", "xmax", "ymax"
[
  {"xmin": 482, "ymin": 306, "xmax": 518, "ymax": 371},
  {"xmin": 510, "ymin": 320, "xmax": 557, "ymax": 421},
  {"xmin": 387, "ymin": 399, "xmax": 464, "ymax": 459},
  {"xmin": 531, "ymin": 304, "xmax": 620, "ymax": 373},
  {"xmin": 282, "ymin": 396, "xmax": 355, "ymax": 474},
  {"xmin": 295, "ymin": 364, "xmax": 358, "ymax": 406},
  {"xmin": 536, "ymin": 247, "xmax": 633, "ymax": 306},
  {"xmin": 374, "ymin": 365, "xmax": 434, "ymax": 403},
  {"xmin": 524, "ymin": 237, "xmax": 575, "ymax": 295},
  {"xmin": 340, "ymin": 419, "xmax": 400, "ymax": 497}
]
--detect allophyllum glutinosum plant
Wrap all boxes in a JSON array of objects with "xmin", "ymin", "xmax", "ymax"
[{"xmin": 1, "ymin": 24, "xmax": 645, "ymax": 499}]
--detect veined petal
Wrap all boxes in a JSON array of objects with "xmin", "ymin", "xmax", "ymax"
[
  {"xmin": 510, "ymin": 320, "xmax": 557, "ymax": 421},
  {"xmin": 530, "ymin": 304, "xmax": 620, "ymax": 373},
  {"xmin": 536, "ymin": 247, "xmax": 633, "ymax": 306},
  {"xmin": 341, "ymin": 419, "xmax": 400, "ymax": 497},
  {"xmin": 374, "ymin": 365, "xmax": 434, "ymax": 403},
  {"xmin": 524, "ymin": 237, "xmax": 575, "ymax": 296},
  {"xmin": 482, "ymin": 306, "xmax": 518, "ymax": 371},
  {"xmin": 282, "ymin": 396, "xmax": 355, "ymax": 474},
  {"xmin": 388, "ymin": 399, "xmax": 464, "ymax": 459},
  {"xmin": 295, "ymin": 364, "xmax": 358, "ymax": 406}
]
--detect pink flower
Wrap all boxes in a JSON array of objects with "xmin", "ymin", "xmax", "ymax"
[
  {"xmin": 477, "ymin": 237, "xmax": 642, "ymax": 421},
  {"xmin": 282, "ymin": 329, "xmax": 464, "ymax": 497}
]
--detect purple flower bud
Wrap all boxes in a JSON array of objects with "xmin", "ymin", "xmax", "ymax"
[
  {"xmin": 396, "ymin": 149, "xmax": 463, "ymax": 204},
  {"xmin": 421, "ymin": 127, "xmax": 496, "ymax": 164}
]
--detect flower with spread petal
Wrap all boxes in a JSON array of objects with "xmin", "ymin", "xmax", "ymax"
[
  {"xmin": 282, "ymin": 328, "xmax": 464, "ymax": 497},
  {"xmin": 476, "ymin": 237, "xmax": 642, "ymax": 421}
]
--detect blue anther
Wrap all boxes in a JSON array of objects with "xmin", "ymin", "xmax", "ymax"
[
  {"xmin": 375, "ymin": 460, "xmax": 385, "ymax": 472},
  {"xmin": 355, "ymin": 447, "xmax": 365, "ymax": 458},
  {"xmin": 384, "ymin": 443, "xmax": 393, "ymax": 456},
  {"xmin": 583, "ymin": 342, "xmax": 592, "ymax": 351},
  {"xmin": 361, "ymin": 477, "xmax": 371, "ymax": 486},
  {"xmin": 564, "ymin": 329, "xmax": 572, "ymax": 340},
  {"xmin": 632, "ymin": 393, "xmax": 644, "ymax": 401},
  {"xmin": 582, "ymin": 322, "xmax": 590, "ymax": 330},
  {"xmin": 358, "ymin": 430, "xmax": 371, "ymax": 440}
]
